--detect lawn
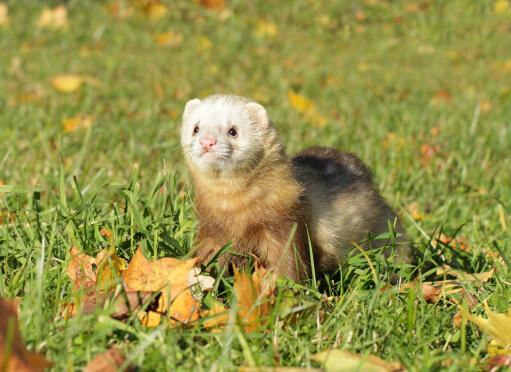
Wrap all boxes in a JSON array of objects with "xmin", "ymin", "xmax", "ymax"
[{"xmin": 1, "ymin": 0, "xmax": 510, "ymax": 370}]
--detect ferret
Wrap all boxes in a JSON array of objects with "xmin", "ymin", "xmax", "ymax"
[{"xmin": 180, "ymin": 94, "xmax": 409, "ymax": 282}]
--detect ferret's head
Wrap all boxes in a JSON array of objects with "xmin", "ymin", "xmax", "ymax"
[{"xmin": 181, "ymin": 95, "xmax": 273, "ymax": 173}]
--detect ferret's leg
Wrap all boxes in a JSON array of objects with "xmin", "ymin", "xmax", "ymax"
[{"xmin": 259, "ymin": 229, "xmax": 310, "ymax": 283}]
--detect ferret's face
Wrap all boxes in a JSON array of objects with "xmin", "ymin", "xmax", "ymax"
[{"xmin": 181, "ymin": 97, "xmax": 266, "ymax": 173}]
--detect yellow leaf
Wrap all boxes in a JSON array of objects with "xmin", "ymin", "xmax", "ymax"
[
  {"xmin": 196, "ymin": 35, "xmax": 213, "ymax": 53},
  {"xmin": 154, "ymin": 30, "xmax": 183, "ymax": 47},
  {"xmin": 62, "ymin": 115, "xmax": 94, "ymax": 133},
  {"xmin": 311, "ymin": 349, "xmax": 403, "ymax": 372},
  {"xmin": 288, "ymin": 91, "xmax": 327, "ymax": 127},
  {"xmin": 494, "ymin": 0, "xmax": 510, "ymax": 14},
  {"xmin": 142, "ymin": 1, "xmax": 167, "ymax": 19},
  {"xmin": 36, "ymin": 6, "xmax": 68, "ymax": 29},
  {"xmin": 52, "ymin": 75, "xmax": 84, "ymax": 93},
  {"xmin": 467, "ymin": 303, "xmax": 511, "ymax": 355},
  {"xmin": 200, "ymin": 302, "xmax": 230, "ymax": 329},
  {"xmin": 0, "ymin": 3, "xmax": 8, "ymax": 26},
  {"xmin": 254, "ymin": 20, "xmax": 277, "ymax": 38},
  {"xmin": 288, "ymin": 90, "xmax": 315, "ymax": 114}
]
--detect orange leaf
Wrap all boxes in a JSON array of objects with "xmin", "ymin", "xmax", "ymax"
[
  {"xmin": 199, "ymin": 0, "xmax": 225, "ymax": 10},
  {"xmin": 0, "ymin": 297, "xmax": 53, "ymax": 372},
  {"xmin": 122, "ymin": 247, "xmax": 199, "ymax": 326},
  {"xmin": 233, "ymin": 264, "xmax": 275, "ymax": 332}
]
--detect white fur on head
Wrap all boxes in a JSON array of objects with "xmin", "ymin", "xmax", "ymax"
[
  {"xmin": 245, "ymin": 102, "xmax": 269, "ymax": 129},
  {"xmin": 183, "ymin": 98, "xmax": 201, "ymax": 118},
  {"xmin": 180, "ymin": 95, "xmax": 267, "ymax": 174}
]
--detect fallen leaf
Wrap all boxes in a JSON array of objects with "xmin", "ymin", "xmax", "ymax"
[
  {"xmin": 36, "ymin": 6, "xmax": 68, "ymax": 29},
  {"xmin": 0, "ymin": 3, "xmax": 8, "ymax": 26},
  {"xmin": 233, "ymin": 264, "xmax": 275, "ymax": 332},
  {"xmin": 408, "ymin": 202, "xmax": 425, "ymax": 221},
  {"xmin": 433, "ymin": 233, "xmax": 471, "ymax": 251},
  {"xmin": 106, "ymin": 1, "xmax": 134, "ymax": 18},
  {"xmin": 420, "ymin": 143, "xmax": 439, "ymax": 165},
  {"xmin": 62, "ymin": 115, "xmax": 94, "ymax": 133},
  {"xmin": 467, "ymin": 303, "xmax": 511, "ymax": 355},
  {"xmin": 135, "ymin": 0, "xmax": 167, "ymax": 19},
  {"xmin": 154, "ymin": 30, "xmax": 183, "ymax": 47},
  {"xmin": 400, "ymin": 280, "xmax": 460, "ymax": 302},
  {"xmin": 51, "ymin": 75, "xmax": 84, "ymax": 93},
  {"xmin": 122, "ymin": 247, "xmax": 200, "ymax": 326},
  {"xmin": 0, "ymin": 211, "xmax": 15, "ymax": 224},
  {"xmin": 431, "ymin": 90, "xmax": 452, "ymax": 106},
  {"xmin": 200, "ymin": 302, "xmax": 230, "ymax": 329},
  {"xmin": 436, "ymin": 264, "xmax": 495, "ymax": 284},
  {"xmin": 254, "ymin": 20, "xmax": 278, "ymax": 38},
  {"xmin": 199, "ymin": 0, "xmax": 225, "ymax": 10},
  {"xmin": 354, "ymin": 10, "xmax": 366, "ymax": 21},
  {"xmin": 0, "ymin": 297, "xmax": 53, "ymax": 372},
  {"xmin": 494, "ymin": 0, "xmax": 510, "ymax": 14},
  {"xmin": 480, "ymin": 100, "xmax": 492, "ymax": 113},
  {"xmin": 196, "ymin": 35, "xmax": 213, "ymax": 53},
  {"xmin": 311, "ymin": 349, "xmax": 403, "ymax": 372},
  {"xmin": 288, "ymin": 91, "xmax": 327, "ymax": 127},
  {"xmin": 486, "ymin": 354, "xmax": 511, "ymax": 369},
  {"xmin": 66, "ymin": 245, "xmax": 126, "ymax": 291},
  {"xmin": 84, "ymin": 347, "xmax": 135, "ymax": 372}
]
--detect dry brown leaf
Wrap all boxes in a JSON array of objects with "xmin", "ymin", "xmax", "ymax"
[
  {"xmin": 84, "ymin": 347, "xmax": 135, "ymax": 372},
  {"xmin": 66, "ymin": 246, "xmax": 126, "ymax": 291},
  {"xmin": 311, "ymin": 349, "xmax": 404, "ymax": 372},
  {"xmin": 51, "ymin": 75, "xmax": 84, "ymax": 93},
  {"xmin": 436, "ymin": 264, "xmax": 495, "ymax": 284},
  {"xmin": 0, "ymin": 298, "xmax": 53, "ymax": 372},
  {"xmin": 400, "ymin": 280, "xmax": 459, "ymax": 302},
  {"xmin": 36, "ymin": 6, "xmax": 68, "ymax": 29},
  {"xmin": 0, "ymin": 3, "xmax": 8, "ymax": 26}
]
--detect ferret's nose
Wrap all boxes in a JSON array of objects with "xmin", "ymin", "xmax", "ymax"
[{"xmin": 199, "ymin": 137, "xmax": 217, "ymax": 150}]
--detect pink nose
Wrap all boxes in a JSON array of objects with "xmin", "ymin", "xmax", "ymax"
[{"xmin": 199, "ymin": 137, "xmax": 217, "ymax": 150}]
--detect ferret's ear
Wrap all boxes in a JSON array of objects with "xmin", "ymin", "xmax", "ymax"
[
  {"xmin": 246, "ymin": 102, "xmax": 269, "ymax": 129},
  {"xmin": 183, "ymin": 98, "xmax": 201, "ymax": 118}
]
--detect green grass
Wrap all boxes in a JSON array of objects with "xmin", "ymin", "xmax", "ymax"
[{"xmin": 1, "ymin": 0, "xmax": 510, "ymax": 370}]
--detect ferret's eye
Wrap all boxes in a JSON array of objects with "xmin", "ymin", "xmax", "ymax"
[
  {"xmin": 193, "ymin": 125, "xmax": 199, "ymax": 135},
  {"xmin": 228, "ymin": 127, "xmax": 238, "ymax": 137}
]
